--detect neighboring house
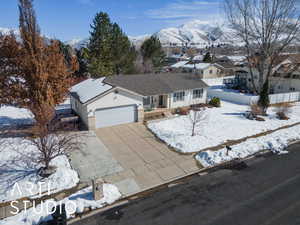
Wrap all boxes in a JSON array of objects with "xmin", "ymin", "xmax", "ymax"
[
  {"xmin": 224, "ymin": 54, "xmax": 300, "ymax": 94},
  {"xmin": 270, "ymin": 58, "xmax": 300, "ymax": 93},
  {"xmin": 169, "ymin": 60, "xmax": 189, "ymax": 73},
  {"xmin": 216, "ymin": 55, "xmax": 247, "ymax": 66},
  {"xmin": 70, "ymin": 73, "xmax": 208, "ymax": 130},
  {"xmin": 193, "ymin": 54, "xmax": 204, "ymax": 63},
  {"xmin": 170, "ymin": 61, "xmax": 225, "ymax": 79}
]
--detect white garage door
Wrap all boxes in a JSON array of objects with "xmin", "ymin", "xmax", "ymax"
[{"xmin": 95, "ymin": 105, "xmax": 137, "ymax": 128}]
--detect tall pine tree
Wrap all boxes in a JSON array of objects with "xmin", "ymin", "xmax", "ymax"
[
  {"xmin": 140, "ymin": 36, "xmax": 165, "ymax": 73},
  {"xmin": 87, "ymin": 12, "xmax": 136, "ymax": 77}
]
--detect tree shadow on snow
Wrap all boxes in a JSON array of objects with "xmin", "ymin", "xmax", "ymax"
[{"xmin": 0, "ymin": 154, "xmax": 38, "ymax": 197}]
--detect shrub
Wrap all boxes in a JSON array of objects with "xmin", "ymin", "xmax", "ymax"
[
  {"xmin": 209, "ymin": 97, "xmax": 221, "ymax": 107},
  {"xmin": 250, "ymin": 104, "xmax": 263, "ymax": 116},
  {"xmin": 175, "ymin": 107, "xmax": 190, "ymax": 115},
  {"xmin": 255, "ymin": 116, "xmax": 265, "ymax": 122},
  {"xmin": 274, "ymin": 103, "xmax": 292, "ymax": 120}
]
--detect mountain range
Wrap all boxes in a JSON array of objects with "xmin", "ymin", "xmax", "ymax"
[
  {"xmin": 65, "ymin": 20, "xmax": 241, "ymax": 49},
  {"xmin": 1, "ymin": 20, "xmax": 242, "ymax": 49}
]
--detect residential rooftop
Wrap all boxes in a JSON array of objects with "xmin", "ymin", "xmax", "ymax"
[{"xmin": 104, "ymin": 73, "xmax": 209, "ymax": 96}]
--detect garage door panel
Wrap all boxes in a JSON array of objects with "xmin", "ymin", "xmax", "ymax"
[{"xmin": 95, "ymin": 105, "xmax": 136, "ymax": 128}]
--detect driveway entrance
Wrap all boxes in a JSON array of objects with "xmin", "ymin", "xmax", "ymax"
[{"xmin": 95, "ymin": 123, "xmax": 201, "ymax": 190}]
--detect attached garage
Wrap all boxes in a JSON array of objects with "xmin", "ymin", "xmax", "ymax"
[{"xmin": 95, "ymin": 105, "xmax": 137, "ymax": 128}]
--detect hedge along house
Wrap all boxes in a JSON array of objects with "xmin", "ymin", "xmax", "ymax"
[{"xmin": 70, "ymin": 73, "xmax": 208, "ymax": 130}]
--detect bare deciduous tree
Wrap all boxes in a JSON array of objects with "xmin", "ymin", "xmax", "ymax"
[
  {"xmin": 188, "ymin": 108, "xmax": 208, "ymax": 136},
  {"xmin": 23, "ymin": 120, "xmax": 84, "ymax": 176},
  {"xmin": 224, "ymin": 0, "xmax": 300, "ymax": 110}
]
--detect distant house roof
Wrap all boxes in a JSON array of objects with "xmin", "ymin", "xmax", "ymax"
[
  {"xmin": 104, "ymin": 73, "xmax": 209, "ymax": 96},
  {"xmin": 170, "ymin": 61, "xmax": 189, "ymax": 68},
  {"xmin": 215, "ymin": 62, "xmax": 235, "ymax": 69},
  {"xmin": 218, "ymin": 55, "xmax": 246, "ymax": 62},
  {"xmin": 182, "ymin": 63, "xmax": 211, "ymax": 70},
  {"xmin": 193, "ymin": 55, "xmax": 204, "ymax": 61},
  {"xmin": 70, "ymin": 78, "xmax": 113, "ymax": 103}
]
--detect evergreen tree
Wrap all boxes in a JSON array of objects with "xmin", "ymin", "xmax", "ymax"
[
  {"xmin": 88, "ymin": 12, "xmax": 114, "ymax": 76},
  {"xmin": 74, "ymin": 47, "xmax": 89, "ymax": 78},
  {"xmin": 203, "ymin": 52, "xmax": 212, "ymax": 63},
  {"xmin": 58, "ymin": 41, "xmax": 77, "ymax": 69},
  {"xmin": 141, "ymin": 36, "xmax": 165, "ymax": 73},
  {"xmin": 110, "ymin": 23, "xmax": 136, "ymax": 74},
  {"xmin": 257, "ymin": 79, "xmax": 270, "ymax": 114},
  {"xmin": 87, "ymin": 12, "xmax": 137, "ymax": 77}
]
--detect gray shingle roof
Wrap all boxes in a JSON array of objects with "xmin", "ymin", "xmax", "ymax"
[{"xmin": 104, "ymin": 73, "xmax": 208, "ymax": 96}]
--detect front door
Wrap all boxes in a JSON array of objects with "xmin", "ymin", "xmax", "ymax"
[{"xmin": 159, "ymin": 95, "xmax": 164, "ymax": 107}]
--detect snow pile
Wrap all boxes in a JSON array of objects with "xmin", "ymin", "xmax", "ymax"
[
  {"xmin": 0, "ymin": 138, "xmax": 79, "ymax": 202},
  {"xmin": 0, "ymin": 106, "xmax": 33, "ymax": 127},
  {"xmin": 148, "ymin": 101, "xmax": 300, "ymax": 153},
  {"xmin": 0, "ymin": 184, "xmax": 121, "ymax": 225},
  {"xmin": 195, "ymin": 124, "xmax": 300, "ymax": 167}
]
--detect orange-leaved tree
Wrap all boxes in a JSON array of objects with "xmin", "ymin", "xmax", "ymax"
[{"xmin": 0, "ymin": 0, "xmax": 78, "ymax": 129}]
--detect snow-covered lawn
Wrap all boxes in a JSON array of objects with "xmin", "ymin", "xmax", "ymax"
[
  {"xmin": 148, "ymin": 101, "xmax": 300, "ymax": 153},
  {"xmin": 0, "ymin": 106, "xmax": 33, "ymax": 127},
  {"xmin": 0, "ymin": 98, "xmax": 70, "ymax": 128},
  {"xmin": 0, "ymin": 138, "xmax": 79, "ymax": 202},
  {"xmin": 196, "ymin": 124, "xmax": 300, "ymax": 167},
  {"xmin": 0, "ymin": 184, "xmax": 121, "ymax": 225}
]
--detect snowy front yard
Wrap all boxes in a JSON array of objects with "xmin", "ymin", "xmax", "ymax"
[
  {"xmin": 0, "ymin": 106, "xmax": 33, "ymax": 127},
  {"xmin": 0, "ymin": 138, "xmax": 79, "ymax": 202},
  {"xmin": 148, "ymin": 101, "xmax": 300, "ymax": 153},
  {"xmin": 196, "ymin": 124, "xmax": 300, "ymax": 167},
  {"xmin": 0, "ymin": 104, "xmax": 79, "ymax": 203},
  {"xmin": 0, "ymin": 184, "xmax": 121, "ymax": 225}
]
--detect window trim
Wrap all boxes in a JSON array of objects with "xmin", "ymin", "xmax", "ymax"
[
  {"xmin": 143, "ymin": 96, "xmax": 151, "ymax": 106},
  {"xmin": 173, "ymin": 91, "xmax": 185, "ymax": 102},
  {"xmin": 193, "ymin": 89, "xmax": 204, "ymax": 99}
]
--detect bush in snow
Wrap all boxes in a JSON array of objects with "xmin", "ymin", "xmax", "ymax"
[
  {"xmin": 209, "ymin": 97, "xmax": 221, "ymax": 108},
  {"xmin": 274, "ymin": 103, "xmax": 292, "ymax": 120},
  {"xmin": 246, "ymin": 104, "xmax": 264, "ymax": 120},
  {"xmin": 175, "ymin": 107, "xmax": 190, "ymax": 115}
]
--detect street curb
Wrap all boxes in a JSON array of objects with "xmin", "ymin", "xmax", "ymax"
[{"xmin": 68, "ymin": 200, "xmax": 129, "ymax": 224}]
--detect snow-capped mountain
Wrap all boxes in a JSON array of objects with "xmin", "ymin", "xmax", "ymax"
[
  {"xmin": 0, "ymin": 27, "xmax": 19, "ymax": 36},
  {"xmin": 65, "ymin": 20, "xmax": 241, "ymax": 49},
  {"xmin": 153, "ymin": 20, "xmax": 241, "ymax": 47},
  {"xmin": 66, "ymin": 35, "xmax": 150, "ymax": 49},
  {"xmin": 65, "ymin": 38, "xmax": 88, "ymax": 49},
  {"xmin": 128, "ymin": 34, "xmax": 151, "ymax": 47}
]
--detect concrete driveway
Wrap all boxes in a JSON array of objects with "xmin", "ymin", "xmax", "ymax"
[
  {"xmin": 69, "ymin": 131, "xmax": 123, "ymax": 183},
  {"xmin": 95, "ymin": 123, "xmax": 201, "ymax": 191}
]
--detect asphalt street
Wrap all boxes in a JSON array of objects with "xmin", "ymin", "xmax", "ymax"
[{"xmin": 71, "ymin": 143, "xmax": 300, "ymax": 225}]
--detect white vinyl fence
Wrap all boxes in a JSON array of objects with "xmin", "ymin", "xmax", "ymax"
[
  {"xmin": 202, "ymin": 76, "xmax": 235, "ymax": 86},
  {"xmin": 208, "ymin": 89, "xmax": 300, "ymax": 105}
]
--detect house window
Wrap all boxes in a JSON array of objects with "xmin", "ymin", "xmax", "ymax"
[
  {"xmin": 173, "ymin": 91, "xmax": 185, "ymax": 102},
  {"xmin": 209, "ymin": 70, "xmax": 213, "ymax": 74},
  {"xmin": 143, "ymin": 97, "xmax": 151, "ymax": 106},
  {"xmin": 290, "ymin": 87, "xmax": 296, "ymax": 91},
  {"xmin": 193, "ymin": 89, "xmax": 203, "ymax": 99}
]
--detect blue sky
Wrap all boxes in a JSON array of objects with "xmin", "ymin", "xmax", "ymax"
[{"xmin": 0, "ymin": 0, "xmax": 223, "ymax": 41}]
